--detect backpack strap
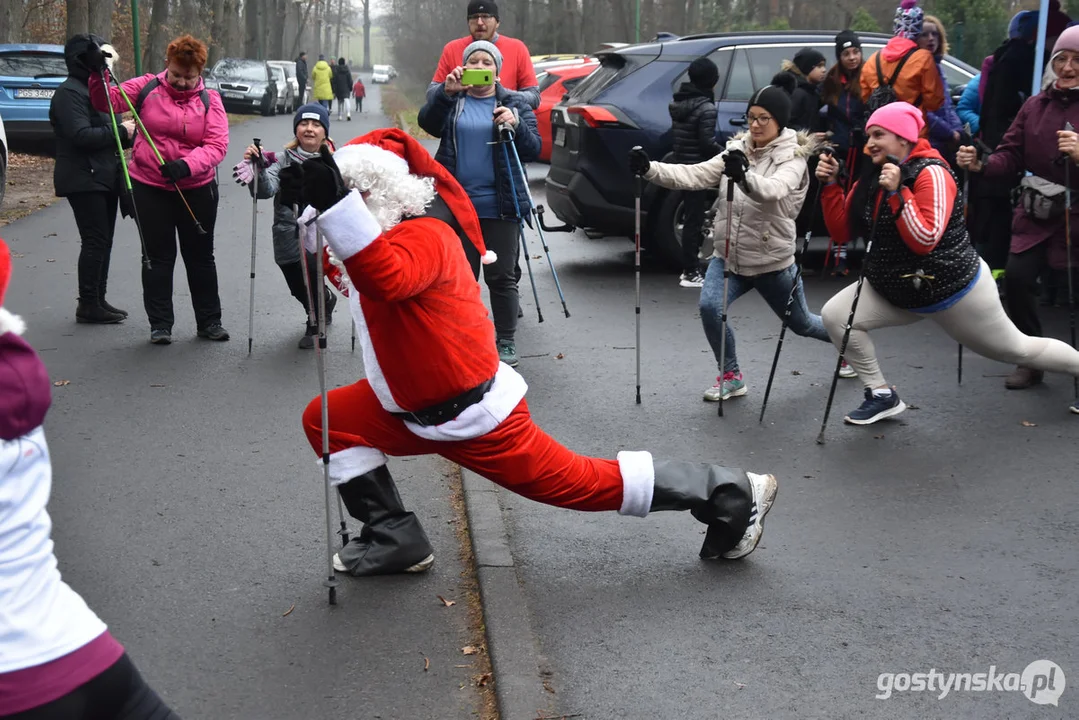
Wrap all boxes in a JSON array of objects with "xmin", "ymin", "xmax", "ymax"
[
  {"xmin": 876, "ymin": 53, "xmax": 886, "ymax": 86},
  {"xmin": 135, "ymin": 76, "xmax": 210, "ymax": 115},
  {"xmin": 888, "ymin": 47, "xmax": 919, "ymax": 87}
]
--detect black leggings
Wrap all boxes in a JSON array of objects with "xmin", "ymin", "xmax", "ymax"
[
  {"xmin": 67, "ymin": 191, "xmax": 119, "ymax": 304},
  {"xmin": 5, "ymin": 654, "xmax": 180, "ymax": 720}
]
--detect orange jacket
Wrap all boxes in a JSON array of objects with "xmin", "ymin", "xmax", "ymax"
[{"xmin": 860, "ymin": 37, "xmax": 944, "ymax": 137}]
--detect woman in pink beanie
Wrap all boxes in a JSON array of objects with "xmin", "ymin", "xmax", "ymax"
[
  {"xmin": 958, "ymin": 24, "xmax": 1079, "ymax": 396},
  {"xmin": 815, "ymin": 102, "xmax": 1079, "ymax": 426}
]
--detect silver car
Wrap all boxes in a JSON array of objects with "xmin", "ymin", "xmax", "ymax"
[
  {"xmin": 204, "ymin": 58, "xmax": 279, "ymax": 116},
  {"xmin": 268, "ymin": 60, "xmax": 299, "ymax": 111},
  {"xmin": 269, "ymin": 64, "xmax": 294, "ymax": 114}
]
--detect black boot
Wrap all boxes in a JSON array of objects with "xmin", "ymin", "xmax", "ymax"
[
  {"xmin": 334, "ymin": 465, "xmax": 435, "ymax": 576},
  {"xmin": 75, "ymin": 300, "xmax": 125, "ymax": 324},
  {"xmin": 650, "ymin": 460, "xmax": 777, "ymax": 560},
  {"xmin": 100, "ymin": 299, "xmax": 129, "ymax": 317}
]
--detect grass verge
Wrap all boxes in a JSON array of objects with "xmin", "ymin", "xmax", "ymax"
[{"xmin": 380, "ymin": 82, "xmax": 434, "ymax": 140}]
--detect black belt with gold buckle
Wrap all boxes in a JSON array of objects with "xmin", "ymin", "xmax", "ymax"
[{"xmin": 391, "ymin": 377, "xmax": 495, "ymax": 427}]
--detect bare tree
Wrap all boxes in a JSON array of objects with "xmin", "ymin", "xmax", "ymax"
[
  {"xmin": 0, "ymin": 0, "xmax": 20, "ymax": 43},
  {"xmin": 143, "ymin": 0, "xmax": 171, "ymax": 72},
  {"xmin": 244, "ymin": 0, "xmax": 261, "ymax": 57},
  {"xmin": 88, "ymin": 0, "xmax": 111, "ymax": 38},
  {"xmin": 67, "ymin": 0, "xmax": 89, "ymax": 38},
  {"xmin": 360, "ymin": 0, "xmax": 370, "ymax": 68}
]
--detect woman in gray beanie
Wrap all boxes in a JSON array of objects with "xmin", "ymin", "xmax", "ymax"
[{"xmin": 418, "ymin": 40, "xmax": 541, "ymax": 368}]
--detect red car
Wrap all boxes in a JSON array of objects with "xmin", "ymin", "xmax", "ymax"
[{"xmin": 535, "ymin": 60, "xmax": 598, "ymax": 162}]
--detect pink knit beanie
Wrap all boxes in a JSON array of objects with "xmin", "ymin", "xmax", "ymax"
[
  {"xmin": 1052, "ymin": 24, "xmax": 1079, "ymax": 56},
  {"xmin": 866, "ymin": 102, "xmax": 925, "ymax": 143}
]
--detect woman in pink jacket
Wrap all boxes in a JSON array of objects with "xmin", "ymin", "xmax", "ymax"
[{"xmin": 88, "ymin": 35, "xmax": 230, "ymax": 345}]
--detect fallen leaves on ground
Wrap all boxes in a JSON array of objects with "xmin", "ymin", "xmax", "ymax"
[
  {"xmin": 53, "ymin": 380, "xmax": 71, "ymax": 386},
  {"xmin": 555, "ymin": 353, "xmax": 565, "ymax": 359},
  {"xmin": 282, "ymin": 603, "xmax": 295, "ymax": 617},
  {"xmin": 474, "ymin": 672, "xmax": 491, "ymax": 687},
  {"xmin": 791, "ymin": 370, "xmax": 802, "ymax": 376},
  {"xmin": 873, "ymin": 434, "xmax": 884, "ymax": 439},
  {"xmin": 437, "ymin": 595, "xmax": 456, "ymax": 607},
  {"xmin": 1021, "ymin": 420, "xmax": 1037, "ymax": 427},
  {"xmin": 461, "ymin": 645, "xmax": 480, "ymax": 655},
  {"xmin": 424, "ymin": 656, "xmax": 430, "ymax": 671}
]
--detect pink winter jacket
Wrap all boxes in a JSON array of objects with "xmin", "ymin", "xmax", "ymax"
[{"xmin": 89, "ymin": 71, "xmax": 228, "ymax": 191}]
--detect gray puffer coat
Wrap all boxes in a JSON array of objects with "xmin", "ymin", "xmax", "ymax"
[{"xmin": 250, "ymin": 144, "xmax": 323, "ymax": 265}]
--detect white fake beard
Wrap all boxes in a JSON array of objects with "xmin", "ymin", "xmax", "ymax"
[{"xmin": 363, "ymin": 172, "xmax": 437, "ymax": 232}]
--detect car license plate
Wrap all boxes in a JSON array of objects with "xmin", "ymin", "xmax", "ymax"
[
  {"xmin": 554, "ymin": 127, "xmax": 565, "ymax": 146},
  {"xmin": 15, "ymin": 88, "xmax": 54, "ymax": 100},
  {"xmin": 224, "ymin": 91, "xmax": 245, "ymax": 99}
]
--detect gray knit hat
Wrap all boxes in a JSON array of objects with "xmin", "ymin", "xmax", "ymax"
[{"xmin": 463, "ymin": 40, "xmax": 503, "ymax": 75}]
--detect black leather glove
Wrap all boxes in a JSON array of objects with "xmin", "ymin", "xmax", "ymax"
[
  {"xmin": 899, "ymin": 160, "xmax": 919, "ymax": 190},
  {"xmin": 722, "ymin": 149, "xmax": 749, "ymax": 183},
  {"xmin": 118, "ymin": 190, "xmax": 136, "ymax": 219},
  {"xmin": 628, "ymin": 147, "xmax": 650, "ymax": 176},
  {"xmin": 159, "ymin": 159, "xmax": 191, "ymax": 182},
  {"xmin": 83, "ymin": 42, "xmax": 111, "ymax": 72},
  {"xmin": 299, "ymin": 145, "xmax": 349, "ymax": 212},
  {"xmin": 278, "ymin": 163, "xmax": 305, "ymax": 208}
]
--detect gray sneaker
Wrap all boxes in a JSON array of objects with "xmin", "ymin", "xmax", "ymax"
[
  {"xmin": 150, "ymin": 328, "xmax": 172, "ymax": 345},
  {"xmin": 497, "ymin": 339, "xmax": 518, "ymax": 367},
  {"xmin": 721, "ymin": 472, "xmax": 778, "ymax": 560}
]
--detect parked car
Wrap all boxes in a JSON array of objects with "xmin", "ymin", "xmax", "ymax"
[
  {"xmin": 204, "ymin": 58, "xmax": 279, "ymax": 116},
  {"xmin": 534, "ymin": 59, "xmax": 598, "ymax": 162},
  {"xmin": 269, "ymin": 64, "xmax": 294, "ymax": 114},
  {"xmin": 0, "ymin": 44, "xmax": 67, "ymax": 141},
  {"xmin": 545, "ymin": 31, "xmax": 977, "ymax": 269},
  {"xmin": 372, "ymin": 65, "xmax": 392, "ymax": 84},
  {"xmin": 268, "ymin": 60, "xmax": 299, "ymax": 111},
  {"xmin": 0, "ymin": 114, "xmax": 8, "ymax": 208}
]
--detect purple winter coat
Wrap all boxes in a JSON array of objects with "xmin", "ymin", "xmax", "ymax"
[{"xmin": 983, "ymin": 84, "xmax": 1079, "ymax": 269}]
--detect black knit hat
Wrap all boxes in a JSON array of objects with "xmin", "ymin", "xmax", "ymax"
[
  {"xmin": 835, "ymin": 30, "xmax": 862, "ymax": 60},
  {"xmin": 747, "ymin": 84, "xmax": 791, "ymax": 130},
  {"xmin": 467, "ymin": 0, "xmax": 499, "ymax": 19},
  {"xmin": 688, "ymin": 57, "xmax": 719, "ymax": 91},
  {"xmin": 793, "ymin": 47, "xmax": 827, "ymax": 76}
]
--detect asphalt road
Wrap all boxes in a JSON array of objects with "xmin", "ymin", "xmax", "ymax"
[
  {"xmin": 3, "ymin": 84, "xmax": 490, "ymax": 719},
  {"xmin": 501, "ymin": 177, "xmax": 1079, "ymax": 718}
]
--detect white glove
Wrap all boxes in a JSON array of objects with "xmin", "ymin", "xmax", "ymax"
[{"xmin": 305, "ymin": 189, "xmax": 382, "ymax": 262}]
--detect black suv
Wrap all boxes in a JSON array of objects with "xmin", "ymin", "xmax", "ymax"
[{"xmin": 545, "ymin": 31, "xmax": 977, "ymax": 269}]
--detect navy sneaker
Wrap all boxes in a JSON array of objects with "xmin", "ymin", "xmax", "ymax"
[{"xmin": 844, "ymin": 387, "xmax": 907, "ymax": 425}]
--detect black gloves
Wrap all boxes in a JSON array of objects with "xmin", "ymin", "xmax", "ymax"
[
  {"xmin": 159, "ymin": 159, "xmax": 191, "ymax": 182},
  {"xmin": 628, "ymin": 147, "xmax": 650, "ymax": 176},
  {"xmin": 722, "ymin": 149, "xmax": 749, "ymax": 183},
  {"xmin": 83, "ymin": 42, "xmax": 111, "ymax": 72},
  {"xmin": 118, "ymin": 191, "xmax": 136, "ymax": 219},
  {"xmin": 278, "ymin": 145, "xmax": 349, "ymax": 213}
]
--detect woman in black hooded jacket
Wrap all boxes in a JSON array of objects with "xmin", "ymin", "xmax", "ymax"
[{"xmin": 49, "ymin": 33, "xmax": 135, "ymax": 324}]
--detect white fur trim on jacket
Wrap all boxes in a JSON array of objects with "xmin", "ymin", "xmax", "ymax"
[
  {"xmin": 348, "ymin": 292, "xmax": 529, "ymax": 441},
  {"xmin": 0, "ymin": 308, "xmax": 26, "ymax": 336},
  {"xmin": 312, "ymin": 189, "xmax": 382, "ymax": 261},
  {"xmin": 323, "ymin": 445, "xmax": 389, "ymax": 487},
  {"xmin": 617, "ymin": 450, "xmax": 655, "ymax": 517}
]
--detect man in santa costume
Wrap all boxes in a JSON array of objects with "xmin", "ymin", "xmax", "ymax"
[{"xmin": 279, "ymin": 128, "xmax": 780, "ymax": 576}]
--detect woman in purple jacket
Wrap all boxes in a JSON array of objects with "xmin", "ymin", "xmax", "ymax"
[
  {"xmin": 0, "ymin": 239, "xmax": 181, "ymax": 718},
  {"xmin": 959, "ymin": 25, "xmax": 1079, "ymax": 404},
  {"xmin": 88, "ymin": 35, "xmax": 230, "ymax": 346}
]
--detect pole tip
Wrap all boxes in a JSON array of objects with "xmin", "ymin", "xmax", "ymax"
[{"xmin": 815, "ymin": 432, "xmax": 826, "ymax": 445}]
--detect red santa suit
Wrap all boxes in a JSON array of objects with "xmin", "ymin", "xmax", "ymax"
[{"xmin": 296, "ymin": 129, "xmax": 777, "ymax": 576}]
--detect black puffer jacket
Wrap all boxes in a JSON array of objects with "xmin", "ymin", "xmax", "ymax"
[
  {"xmin": 668, "ymin": 83, "xmax": 722, "ymax": 164},
  {"xmin": 48, "ymin": 34, "xmax": 132, "ymax": 197},
  {"xmin": 332, "ymin": 63, "xmax": 353, "ymax": 100},
  {"xmin": 776, "ymin": 63, "xmax": 824, "ymax": 133}
]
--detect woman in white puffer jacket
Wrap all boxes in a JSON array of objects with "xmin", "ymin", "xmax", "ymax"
[{"xmin": 630, "ymin": 81, "xmax": 849, "ymax": 403}]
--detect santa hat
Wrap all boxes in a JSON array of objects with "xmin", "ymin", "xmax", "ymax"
[
  {"xmin": 0, "ymin": 237, "xmax": 25, "ymax": 336},
  {"xmin": 341, "ymin": 128, "xmax": 496, "ymax": 265}
]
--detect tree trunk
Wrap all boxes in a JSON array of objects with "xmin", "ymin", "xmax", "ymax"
[
  {"xmin": 361, "ymin": 0, "xmax": 370, "ymax": 69},
  {"xmin": 88, "ymin": 0, "xmax": 112, "ymax": 37},
  {"xmin": 0, "ymin": 0, "xmax": 18, "ymax": 43},
  {"xmin": 143, "ymin": 0, "xmax": 171, "ymax": 73},
  {"xmin": 290, "ymin": 0, "xmax": 314, "ymax": 59},
  {"xmin": 244, "ymin": 0, "xmax": 259, "ymax": 58},
  {"xmin": 67, "ymin": 0, "xmax": 89, "ymax": 38},
  {"xmin": 210, "ymin": 0, "xmax": 227, "ymax": 65}
]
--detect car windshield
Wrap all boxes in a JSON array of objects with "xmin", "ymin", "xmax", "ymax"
[
  {"xmin": 0, "ymin": 52, "xmax": 67, "ymax": 79},
  {"xmin": 271, "ymin": 66, "xmax": 284, "ymax": 80},
  {"xmin": 212, "ymin": 59, "xmax": 266, "ymax": 82}
]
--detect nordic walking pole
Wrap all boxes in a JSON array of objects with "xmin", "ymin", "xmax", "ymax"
[
  {"xmin": 1065, "ymin": 122, "xmax": 1078, "ymax": 403},
  {"xmin": 296, "ymin": 206, "xmax": 350, "ymax": 548},
  {"xmin": 500, "ymin": 131, "xmax": 544, "ymax": 323},
  {"xmin": 506, "ymin": 138, "xmax": 570, "ymax": 317},
  {"xmin": 760, "ymin": 148, "xmax": 833, "ymax": 423},
  {"xmin": 633, "ymin": 154, "xmax": 643, "ymax": 405},
  {"xmin": 817, "ymin": 157, "xmax": 895, "ymax": 444},
  {"xmin": 247, "ymin": 138, "xmax": 262, "ymax": 354},
  {"xmin": 718, "ymin": 173, "xmax": 736, "ymax": 418},
  {"xmin": 109, "ymin": 76, "xmax": 207, "ymax": 234},
  {"xmin": 313, "ymin": 222, "xmax": 339, "ymax": 605},
  {"xmin": 100, "ymin": 67, "xmax": 151, "ymax": 270}
]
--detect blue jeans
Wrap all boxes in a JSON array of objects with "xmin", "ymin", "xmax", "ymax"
[{"xmin": 699, "ymin": 257, "xmax": 830, "ymax": 373}]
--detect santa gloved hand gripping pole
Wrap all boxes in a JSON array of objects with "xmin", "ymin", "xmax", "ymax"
[{"xmin": 283, "ymin": 130, "xmax": 781, "ymax": 578}]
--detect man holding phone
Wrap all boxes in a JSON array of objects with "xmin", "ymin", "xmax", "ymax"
[{"xmin": 428, "ymin": 0, "xmax": 539, "ymax": 109}]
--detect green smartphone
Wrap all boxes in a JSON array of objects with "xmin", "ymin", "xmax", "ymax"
[{"xmin": 460, "ymin": 68, "xmax": 493, "ymax": 86}]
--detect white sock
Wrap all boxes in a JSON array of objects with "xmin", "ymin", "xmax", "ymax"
[{"xmin": 872, "ymin": 388, "xmax": 893, "ymax": 398}]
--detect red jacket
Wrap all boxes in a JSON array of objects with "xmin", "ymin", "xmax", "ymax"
[
  {"xmin": 821, "ymin": 139, "xmax": 956, "ymax": 255},
  {"xmin": 89, "ymin": 71, "xmax": 229, "ymax": 191},
  {"xmin": 353, "ymin": 79, "xmax": 365, "ymax": 98},
  {"xmin": 432, "ymin": 35, "xmax": 537, "ymax": 92}
]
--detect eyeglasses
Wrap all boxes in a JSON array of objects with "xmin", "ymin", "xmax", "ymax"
[
  {"xmin": 746, "ymin": 114, "xmax": 774, "ymax": 126},
  {"xmin": 1052, "ymin": 53, "xmax": 1079, "ymax": 70},
  {"xmin": 468, "ymin": 13, "xmax": 495, "ymax": 21}
]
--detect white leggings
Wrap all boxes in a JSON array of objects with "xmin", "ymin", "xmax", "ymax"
[{"xmin": 821, "ymin": 260, "xmax": 1079, "ymax": 389}]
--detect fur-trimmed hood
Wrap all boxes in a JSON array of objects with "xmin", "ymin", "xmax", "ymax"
[{"xmin": 726, "ymin": 127, "xmax": 827, "ymax": 164}]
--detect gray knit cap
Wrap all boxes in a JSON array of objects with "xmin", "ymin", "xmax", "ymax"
[{"xmin": 463, "ymin": 40, "xmax": 503, "ymax": 75}]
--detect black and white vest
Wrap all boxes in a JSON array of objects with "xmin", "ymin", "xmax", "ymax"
[{"xmin": 862, "ymin": 157, "xmax": 980, "ymax": 309}]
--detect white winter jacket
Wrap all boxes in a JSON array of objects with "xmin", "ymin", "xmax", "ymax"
[{"xmin": 645, "ymin": 128, "xmax": 816, "ymax": 276}]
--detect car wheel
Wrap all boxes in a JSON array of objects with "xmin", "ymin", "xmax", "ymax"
[{"xmin": 648, "ymin": 190, "xmax": 690, "ymax": 271}]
